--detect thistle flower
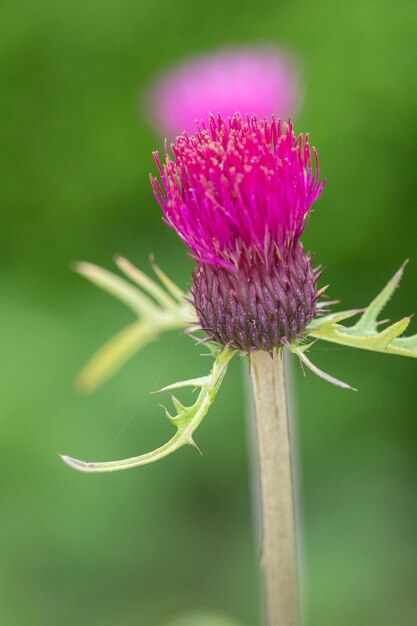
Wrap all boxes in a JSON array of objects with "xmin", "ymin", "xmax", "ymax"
[
  {"xmin": 145, "ymin": 46, "xmax": 300, "ymax": 137},
  {"xmin": 63, "ymin": 108, "xmax": 417, "ymax": 472},
  {"xmin": 63, "ymin": 104, "xmax": 416, "ymax": 626},
  {"xmin": 152, "ymin": 114, "xmax": 325, "ymax": 352}
]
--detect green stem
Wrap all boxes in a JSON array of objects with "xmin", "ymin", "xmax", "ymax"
[{"xmin": 250, "ymin": 350, "xmax": 298, "ymax": 626}]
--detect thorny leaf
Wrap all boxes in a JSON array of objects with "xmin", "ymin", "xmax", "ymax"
[
  {"xmin": 62, "ymin": 259, "xmax": 416, "ymax": 475},
  {"xmin": 75, "ymin": 257, "xmax": 194, "ymax": 391},
  {"xmin": 288, "ymin": 343, "xmax": 357, "ymax": 391},
  {"xmin": 306, "ymin": 261, "xmax": 416, "ymax": 358},
  {"xmin": 60, "ymin": 347, "xmax": 235, "ymax": 473},
  {"xmin": 290, "ymin": 261, "xmax": 416, "ymax": 390}
]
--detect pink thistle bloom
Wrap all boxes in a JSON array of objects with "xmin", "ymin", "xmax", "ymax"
[
  {"xmin": 152, "ymin": 114, "xmax": 324, "ymax": 269},
  {"xmin": 151, "ymin": 114, "xmax": 325, "ymax": 352},
  {"xmin": 146, "ymin": 46, "xmax": 300, "ymax": 138}
]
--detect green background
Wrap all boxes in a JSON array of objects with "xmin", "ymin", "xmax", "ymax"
[{"xmin": 1, "ymin": 1, "xmax": 416, "ymax": 624}]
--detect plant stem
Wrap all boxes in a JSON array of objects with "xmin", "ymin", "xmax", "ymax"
[{"xmin": 250, "ymin": 350, "xmax": 298, "ymax": 626}]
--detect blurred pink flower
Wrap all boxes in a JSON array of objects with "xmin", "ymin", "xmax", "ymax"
[{"xmin": 145, "ymin": 45, "xmax": 301, "ymax": 138}]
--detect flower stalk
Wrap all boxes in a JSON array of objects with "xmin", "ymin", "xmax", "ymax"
[{"xmin": 250, "ymin": 350, "xmax": 298, "ymax": 626}]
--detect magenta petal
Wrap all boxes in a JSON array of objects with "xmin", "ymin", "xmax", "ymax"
[{"xmin": 151, "ymin": 114, "xmax": 325, "ymax": 269}]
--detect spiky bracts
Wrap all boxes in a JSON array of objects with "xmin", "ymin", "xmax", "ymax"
[
  {"xmin": 193, "ymin": 244, "xmax": 319, "ymax": 351},
  {"xmin": 152, "ymin": 114, "xmax": 325, "ymax": 352}
]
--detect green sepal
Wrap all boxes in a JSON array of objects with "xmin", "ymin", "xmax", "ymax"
[
  {"xmin": 60, "ymin": 347, "xmax": 235, "ymax": 473},
  {"xmin": 74, "ymin": 256, "xmax": 194, "ymax": 391}
]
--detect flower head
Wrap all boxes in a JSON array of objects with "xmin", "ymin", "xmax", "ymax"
[
  {"xmin": 152, "ymin": 114, "xmax": 325, "ymax": 352},
  {"xmin": 146, "ymin": 46, "xmax": 300, "ymax": 137},
  {"xmin": 152, "ymin": 114, "xmax": 324, "ymax": 268}
]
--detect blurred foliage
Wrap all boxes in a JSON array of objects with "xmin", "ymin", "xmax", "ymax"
[
  {"xmin": 163, "ymin": 613, "xmax": 245, "ymax": 626},
  {"xmin": 0, "ymin": 0, "xmax": 416, "ymax": 625}
]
